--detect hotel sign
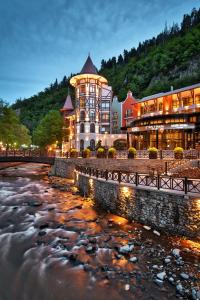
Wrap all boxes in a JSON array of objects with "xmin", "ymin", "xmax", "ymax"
[{"xmin": 131, "ymin": 123, "xmax": 195, "ymax": 132}]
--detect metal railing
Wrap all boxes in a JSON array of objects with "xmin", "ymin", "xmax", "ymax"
[
  {"xmin": 75, "ymin": 165, "xmax": 200, "ymax": 195},
  {"xmin": 0, "ymin": 150, "xmax": 55, "ymax": 157}
]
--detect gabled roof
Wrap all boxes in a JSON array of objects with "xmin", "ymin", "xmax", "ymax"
[
  {"xmin": 124, "ymin": 90, "xmax": 137, "ymax": 103},
  {"xmin": 61, "ymin": 93, "xmax": 74, "ymax": 111},
  {"xmin": 80, "ymin": 55, "xmax": 98, "ymax": 75}
]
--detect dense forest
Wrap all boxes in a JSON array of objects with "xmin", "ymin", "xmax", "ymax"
[{"xmin": 12, "ymin": 7, "xmax": 200, "ymax": 132}]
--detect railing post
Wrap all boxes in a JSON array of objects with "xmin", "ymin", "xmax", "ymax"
[
  {"xmin": 105, "ymin": 169, "xmax": 108, "ymax": 180},
  {"xmin": 184, "ymin": 177, "xmax": 188, "ymax": 194},
  {"xmin": 157, "ymin": 174, "xmax": 160, "ymax": 190},
  {"xmin": 165, "ymin": 161, "xmax": 168, "ymax": 175},
  {"xmin": 118, "ymin": 171, "xmax": 121, "ymax": 183},
  {"xmin": 135, "ymin": 172, "xmax": 138, "ymax": 186},
  {"xmin": 96, "ymin": 169, "xmax": 99, "ymax": 178}
]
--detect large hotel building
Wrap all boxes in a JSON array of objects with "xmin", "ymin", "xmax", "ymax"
[{"xmin": 123, "ymin": 83, "xmax": 200, "ymax": 150}]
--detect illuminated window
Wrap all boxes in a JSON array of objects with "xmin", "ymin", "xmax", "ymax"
[
  {"xmin": 80, "ymin": 97, "xmax": 85, "ymax": 108},
  {"xmin": 101, "ymin": 113, "xmax": 110, "ymax": 122},
  {"xmin": 101, "ymin": 102, "xmax": 110, "ymax": 111},
  {"xmin": 89, "ymin": 85, "xmax": 96, "ymax": 93},
  {"xmin": 89, "ymin": 111, "xmax": 95, "ymax": 121},
  {"xmin": 88, "ymin": 97, "xmax": 95, "ymax": 108},
  {"xmin": 80, "ymin": 85, "xmax": 85, "ymax": 94}
]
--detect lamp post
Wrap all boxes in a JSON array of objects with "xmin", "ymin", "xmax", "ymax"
[{"xmin": 104, "ymin": 131, "xmax": 108, "ymax": 148}]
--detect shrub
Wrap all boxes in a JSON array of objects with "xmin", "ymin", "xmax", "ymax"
[
  {"xmin": 148, "ymin": 147, "xmax": 158, "ymax": 153},
  {"xmin": 82, "ymin": 148, "xmax": 91, "ymax": 158},
  {"xmin": 148, "ymin": 147, "xmax": 158, "ymax": 159},
  {"xmin": 108, "ymin": 147, "xmax": 116, "ymax": 158},
  {"xmin": 174, "ymin": 147, "xmax": 184, "ymax": 153},
  {"xmin": 128, "ymin": 147, "xmax": 137, "ymax": 159},
  {"xmin": 70, "ymin": 148, "xmax": 78, "ymax": 158},
  {"xmin": 174, "ymin": 147, "xmax": 184, "ymax": 159},
  {"xmin": 97, "ymin": 147, "xmax": 106, "ymax": 158}
]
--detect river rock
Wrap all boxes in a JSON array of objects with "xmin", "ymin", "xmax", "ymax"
[
  {"xmin": 176, "ymin": 283, "xmax": 184, "ymax": 295},
  {"xmin": 153, "ymin": 230, "xmax": 160, "ymax": 236},
  {"xmin": 172, "ymin": 248, "xmax": 180, "ymax": 257},
  {"xmin": 164, "ymin": 258, "xmax": 171, "ymax": 264},
  {"xmin": 130, "ymin": 256, "xmax": 137, "ymax": 263},
  {"xmin": 119, "ymin": 244, "xmax": 134, "ymax": 254},
  {"xmin": 154, "ymin": 279, "xmax": 164, "ymax": 287},
  {"xmin": 180, "ymin": 272, "xmax": 189, "ymax": 280},
  {"xmin": 124, "ymin": 284, "xmax": 130, "ymax": 291},
  {"xmin": 157, "ymin": 271, "xmax": 166, "ymax": 281},
  {"xmin": 168, "ymin": 277, "xmax": 175, "ymax": 284},
  {"xmin": 143, "ymin": 225, "xmax": 151, "ymax": 230}
]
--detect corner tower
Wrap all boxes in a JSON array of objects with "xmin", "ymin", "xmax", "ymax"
[{"xmin": 70, "ymin": 55, "xmax": 112, "ymax": 151}]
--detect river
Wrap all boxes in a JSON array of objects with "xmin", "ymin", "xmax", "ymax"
[{"xmin": 0, "ymin": 163, "xmax": 199, "ymax": 300}]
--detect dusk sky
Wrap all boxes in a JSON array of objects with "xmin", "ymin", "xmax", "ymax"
[{"xmin": 1, "ymin": 0, "xmax": 200, "ymax": 104}]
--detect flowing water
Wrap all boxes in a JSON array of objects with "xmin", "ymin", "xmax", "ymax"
[{"xmin": 0, "ymin": 163, "xmax": 199, "ymax": 300}]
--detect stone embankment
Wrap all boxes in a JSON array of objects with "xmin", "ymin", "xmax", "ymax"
[{"xmin": 51, "ymin": 158, "xmax": 200, "ymax": 238}]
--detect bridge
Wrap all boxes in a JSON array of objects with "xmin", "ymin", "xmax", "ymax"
[{"xmin": 0, "ymin": 150, "xmax": 55, "ymax": 165}]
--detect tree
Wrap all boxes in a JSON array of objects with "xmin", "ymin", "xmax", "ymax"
[
  {"xmin": 32, "ymin": 110, "xmax": 63, "ymax": 149},
  {"xmin": 0, "ymin": 100, "xmax": 31, "ymax": 148}
]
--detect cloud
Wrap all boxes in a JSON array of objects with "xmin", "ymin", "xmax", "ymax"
[{"xmin": 0, "ymin": 0, "xmax": 199, "ymax": 103}]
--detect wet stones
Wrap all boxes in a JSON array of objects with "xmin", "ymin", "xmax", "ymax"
[
  {"xmin": 180, "ymin": 272, "xmax": 189, "ymax": 280},
  {"xmin": 156, "ymin": 271, "xmax": 166, "ymax": 281},
  {"xmin": 119, "ymin": 244, "xmax": 134, "ymax": 254},
  {"xmin": 129, "ymin": 256, "xmax": 138, "ymax": 263},
  {"xmin": 172, "ymin": 248, "xmax": 181, "ymax": 258},
  {"xmin": 29, "ymin": 199, "xmax": 43, "ymax": 207}
]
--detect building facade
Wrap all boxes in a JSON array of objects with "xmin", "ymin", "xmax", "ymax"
[
  {"xmin": 122, "ymin": 83, "xmax": 200, "ymax": 150},
  {"xmin": 61, "ymin": 55, "xmax": 126, "ymax": 152}
]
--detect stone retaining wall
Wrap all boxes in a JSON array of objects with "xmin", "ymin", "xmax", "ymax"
[
  {"xmin": 75, "ymin": 173, "xmax": 200, "ymax": 238},
  {"xmin": 52, "ymin": 157, "xmax": 167, "ymax": 176}
]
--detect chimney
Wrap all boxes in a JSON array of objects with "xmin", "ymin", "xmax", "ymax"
[{"xmin": 170, "ymin": 85, "xmax": 174, "ymax": 91}]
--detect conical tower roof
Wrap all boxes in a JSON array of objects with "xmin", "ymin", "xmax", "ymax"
[
  {"xmin": 80, "ymin": 55, "xmax": 98, "ymax": 75},
  {"xmin": 61, "ymin": 92, "xmax": 74, "ymax": 111}
]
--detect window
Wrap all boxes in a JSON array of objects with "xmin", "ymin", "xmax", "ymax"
[
  {"xmin": 158, "ymin": 102, "xmax": 163, "ymax": 111},
  {"xmin": 88, "ymin": 97, "xmax": 95, "ymax": 108},
  {"xmin": 80, "ymin": 123, "xmax": 85, "ymax": 133},
  {"xmin": 113, "ymin": 112, "xmax": 118, "ymax": 119},
  {"xmin": 80, "ymin": 97, "xmax": 85, "ymax": 108},
  {"xmin": 80, "ymin": 85, "xmax": 85, "ymax": 94},
  {"xmin": 80, "ymin": 139, "xmax": 84, "ymax": 151},
  {"xmin": 90, "ymin": 139, "xmax": 95, "ymax": 150},
  {"xmin": 90, "ymin": 123, "xmax": 95, "ymax": 133},
  {"xmin": 89, "ymin": 85, "xmax": 95, "ymax": 93},
  {"xmin": 101, "ymin": 102, "xmax": 110, "ymax": 111},
  {"xmin": 101, "ymin": 113, "xmax": 110, "ymax": 122},
  {"xmin": 89, "ymin": 111, "xmax": 95, "ymax": 121},
  {"xmin": 126, "ymin": 109, "xmax": 132, "ymax": 117},
  {"xmin": 80, "ymin": 110, "xmax": 85, "ymax": 121}
]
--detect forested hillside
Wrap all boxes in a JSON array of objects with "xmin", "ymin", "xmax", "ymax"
[{"xmin": 12, "ymin": 7, "xmax": 200, "ymax": 132}]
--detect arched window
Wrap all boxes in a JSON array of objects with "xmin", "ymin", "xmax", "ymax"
[
  {"xmin": 90, "ymin": 139, "xmax": 95, "ymax": 151},
  {"xmin": 89, "ymin": 111, "xmax": 95, "ymax": 121},
  {"xmin": 80, "ymin": 139, "xmax": 84, "ymax": 151},
  {"xmin": 80, "ymin": 110, "xmax": 85, "ymax": 121},
  {"xmin": 90, "ymin": 123, "xmax": 95, "ymax": 133},
  {"xmin": 80, "ymin": 123, "xmax": 85, "ymax": 133}
]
